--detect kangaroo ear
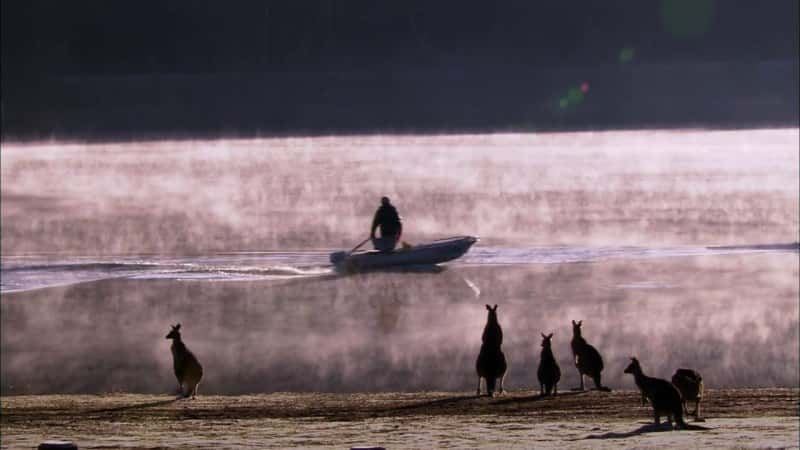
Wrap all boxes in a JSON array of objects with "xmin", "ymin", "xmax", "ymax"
[
  {"xmin": 548, "ymin": 333, "xmax": 554, "ymax": 339},
  {"xmin": 578, "ymin": 320, "xmax": 582, "ymax": 326},
  {"xmin": 175, "ymin": 323, "xmax": 181, "ymax": 330},
  {"xmin": 485, "ymin": 304, "xmax": 491, "ymax": 310},
  {"xmin": 572, "ymin": 320, "xmax": 576, "ymax": 325},
  {"xmin": 493, "ymin": 304, "xmax": 498, "ymax": 311},
  {"xmin": 541, "ymin": 333, "xmax": 547, "ymax": 339}
]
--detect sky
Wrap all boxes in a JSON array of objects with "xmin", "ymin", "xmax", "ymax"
[{"xmin": 2, "ymin": 1, "xmax": 798, "ymax": 139}]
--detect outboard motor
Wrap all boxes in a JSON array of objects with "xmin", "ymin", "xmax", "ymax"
[{"xmin": 330, "ymin": 251, "xmax": 348, "ymax": 265}]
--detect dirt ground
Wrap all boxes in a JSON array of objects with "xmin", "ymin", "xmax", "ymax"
[{"xmin": 1, "ymin": 388, "xmax": 797, "ymax": 449}]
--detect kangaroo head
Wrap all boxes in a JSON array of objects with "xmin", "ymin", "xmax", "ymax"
[
  {"xmin": 571, "ymin": 319, "xmax": 583, "ymax": 337},
  {"xmin": 541, "ymin": 332, "xmax": 554, "ymax": 348},
  {"xmin": 166, "ymin": 323, "xmax": 182, "ymax": 340},
  {"xmin": 485, "ymin": 304, "xmax": 498, "ymax": 321},
  {"xmin": 624, "ymin": 357, "xmax": 641, "ymax": 374}
]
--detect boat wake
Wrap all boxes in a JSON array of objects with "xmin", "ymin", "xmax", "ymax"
[
  {"xmin": 0, "ymin": 254, "xmax": 334, "ymax": 293},
  {"xmin": 1, "ymin": 243, "xmax": 796, "ymax": 294},
  {"xmin": 461, "ymin": 242, "xmax": 798, "ymax": 265}
]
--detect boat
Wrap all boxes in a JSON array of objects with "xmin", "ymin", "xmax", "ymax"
[{"xmin": 330, "ymin": 236, "xmax": 478, "ymax": 272}]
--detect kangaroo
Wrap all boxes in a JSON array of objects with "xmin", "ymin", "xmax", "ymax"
[
  {"xmin": 624, "ymin": 357, "xmax": 687, "ymax": 429},
  {"xmin": 166, "ymin": 324, "xmax": 204, "ymax": 399},
  {"xmin": 537, "ymin": 333, "xmax": 561, "ymax": 396},
  {"xmin": 475, "ymin": 304, "xmax": 508, "ymax": 397},
  {"xmin": 672, "ymin": 368, "xmax": 704, "ymax": 420},
  {"xmin": 570, "ymin": 320, "xmax": 609, "ymax": 391}
]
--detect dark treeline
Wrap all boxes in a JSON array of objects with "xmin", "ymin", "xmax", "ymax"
[
  {"xmin": 4, "ymin": 1, "xmax": 798, "ymax": 76},
  {"xmin": 2, "ymin": 1, "xmax": 798, "ymax": 140}
]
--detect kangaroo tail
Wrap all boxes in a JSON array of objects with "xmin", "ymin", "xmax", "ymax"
[
  {"xmin": 593, "ymin": 376, "xmax": 611, "ymax": 392},
  {"xmin": 676, "ymin": 415, "xmax": 710, "ymax": 430},
  {"xmin": 675, "ymin": 411, "xmax": 712, "ymax": 430},
  {"xmin": 486, "ymin": 377, "xmax": 497, "ymax": 395}
]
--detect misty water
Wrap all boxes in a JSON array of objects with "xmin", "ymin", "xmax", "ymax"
[{"xmin": 1, "ymin": 129, "xmax": 798, "ymax": 394}]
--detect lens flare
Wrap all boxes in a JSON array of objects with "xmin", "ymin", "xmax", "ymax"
[
  {"xmin": 660, "ymin": 0, "xmax": 715, "ymax": 38},
  {"xmin": 619, "ymin": 47, "xmax": 635, "ymax": 64},
  {"xmin": 567, "ymin": 87, "xmax": 584, "ymax": 104}
]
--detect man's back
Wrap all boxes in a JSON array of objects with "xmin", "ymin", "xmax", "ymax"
[{"xmin": 374, "ymin": 204, "xmax": 401, "ymax": 235}]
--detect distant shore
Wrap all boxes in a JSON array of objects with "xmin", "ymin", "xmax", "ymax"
[
  {"xmin": 4, "ymin": 61, "xmax": 797, "ymax": 143},
  {"xmin": 2, "ymin": 388, "xmax": 797, "ymax": 449}
]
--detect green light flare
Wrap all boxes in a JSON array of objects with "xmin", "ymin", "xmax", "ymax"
[
  {"xmin": 661, "ymin": 0, "xmax": 715, "ymax": 38},
  {"xmin": 567, "ymin": 87, "xmax": 584, "ymax": 105},
  {"xmin": 619, "ymin": 47, "xmax": 635, "ymax": 64}
]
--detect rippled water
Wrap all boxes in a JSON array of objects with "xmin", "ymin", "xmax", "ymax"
[
  {"xmin": 1, "ymin": 244, "xmax": 796, "ymax": 293},
  {"xmin": 1, "ymin": 129, "xmax": 798, "ymax": 394}
]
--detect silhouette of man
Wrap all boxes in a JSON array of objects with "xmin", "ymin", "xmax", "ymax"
[{"xmin": 371, "ymin": 196, "xmax": 402, "ymax": 252}]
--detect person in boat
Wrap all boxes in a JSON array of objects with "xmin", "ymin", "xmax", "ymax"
[{"xmin": 371, "ymin": 196, "xmax": 403, "ymax": 252}]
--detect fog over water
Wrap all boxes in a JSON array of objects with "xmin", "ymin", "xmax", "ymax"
[
  {"xmin": 1, "ymin": 129, "xmax": 798, "ymax": 394},
  {"xmin": 2, "ymin": 129, "xmax": 797, "ymax": 253}
]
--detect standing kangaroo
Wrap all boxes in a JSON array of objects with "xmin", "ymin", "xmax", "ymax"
[
  {"xmin": 537, "ymin": 333, "xmax": 561, "ymax": 396},
  {"xmin": 166, "ymin": 324, "xmax": 204, "ymax": 399},
  {"xmin": 624, "ymin": 357, "xmax": 687, "ymax": 429},
  {"xmin": 672, "ymin": 368, "xmax": 704, "ymax": 420},
  {"xmin": 570, "ymin": 320, "xmax": 609, "ymax": 391},
  {"xmin": 475, "ymin": 304, "xmax": 508, "ymax": 397}
]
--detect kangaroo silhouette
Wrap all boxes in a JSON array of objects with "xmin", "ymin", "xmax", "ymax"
[
  {"xmin": 570, "ymin": 320, "xmax": 609, "ymax": 391},
  {"xmin": 475, "ymin": 304, "xmax": 507, "ymax": 397},
  {"xmin": 166, "ymin": 324, "xmax": 204, "ymax": 399},
  {"xmin": 537, "ymin": 332, "xmax": 561, "ymax": 396},
  {"xmin": 672, "ymin": 368, "xmax": 704, "ymax": 420},
  {"xmin": 624, "ymin": 357, "xmax": 687, "ymax": 429}
]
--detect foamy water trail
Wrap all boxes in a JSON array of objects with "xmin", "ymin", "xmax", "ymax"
[{"xmin": 2, "ymin": 243, "xmax": 795, "ymax": 293}]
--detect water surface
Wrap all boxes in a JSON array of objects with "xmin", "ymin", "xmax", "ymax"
[{"xmin": 1, "ymin": 129, "xmax": 797, "ymax": 394}]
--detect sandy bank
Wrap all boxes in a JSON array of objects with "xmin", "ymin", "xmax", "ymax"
[{"xmin": 2, "ymin": 388, "xmax": 797, "ymax": 449}]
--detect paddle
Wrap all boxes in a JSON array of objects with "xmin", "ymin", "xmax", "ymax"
[{"xmin": 349, "ymin": 237, "xmax": 371, "ymax": 254}]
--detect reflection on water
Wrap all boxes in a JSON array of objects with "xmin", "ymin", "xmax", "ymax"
[
  {"xmin": 2, "ymin": 252, "xmax": 796, "ymax": 394},
  {"xmin": 1, "ymin": 129, "xmax": 797, "ymax": 394}
]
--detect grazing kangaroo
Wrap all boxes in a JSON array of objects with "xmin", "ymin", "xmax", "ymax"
[
  {"xmin": 570, "ymin": 320, "xmax": 610, "ymax": 391},
  {"xmin": 672, "ymin": 368, "xmax": 704, "ymax": 420},
  {"xmin": 537, "ymin": 333, "xmax": 561, "ymax": 396},
  {"xmin": 166, "ymin": 324, "xmax": 204, "ymax": 399},
  {"xmin": 475, "ymin": 304, "xmax": 508, "ymax": 397},
  {"xmin": 624, "ymin": 357, "xmax": 687, "ymax": 429}
]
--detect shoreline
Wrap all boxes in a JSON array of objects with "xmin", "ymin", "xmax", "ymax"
[{"xmin": 2, "ymin": 388, "xmax": 798, "ymax": 449}]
